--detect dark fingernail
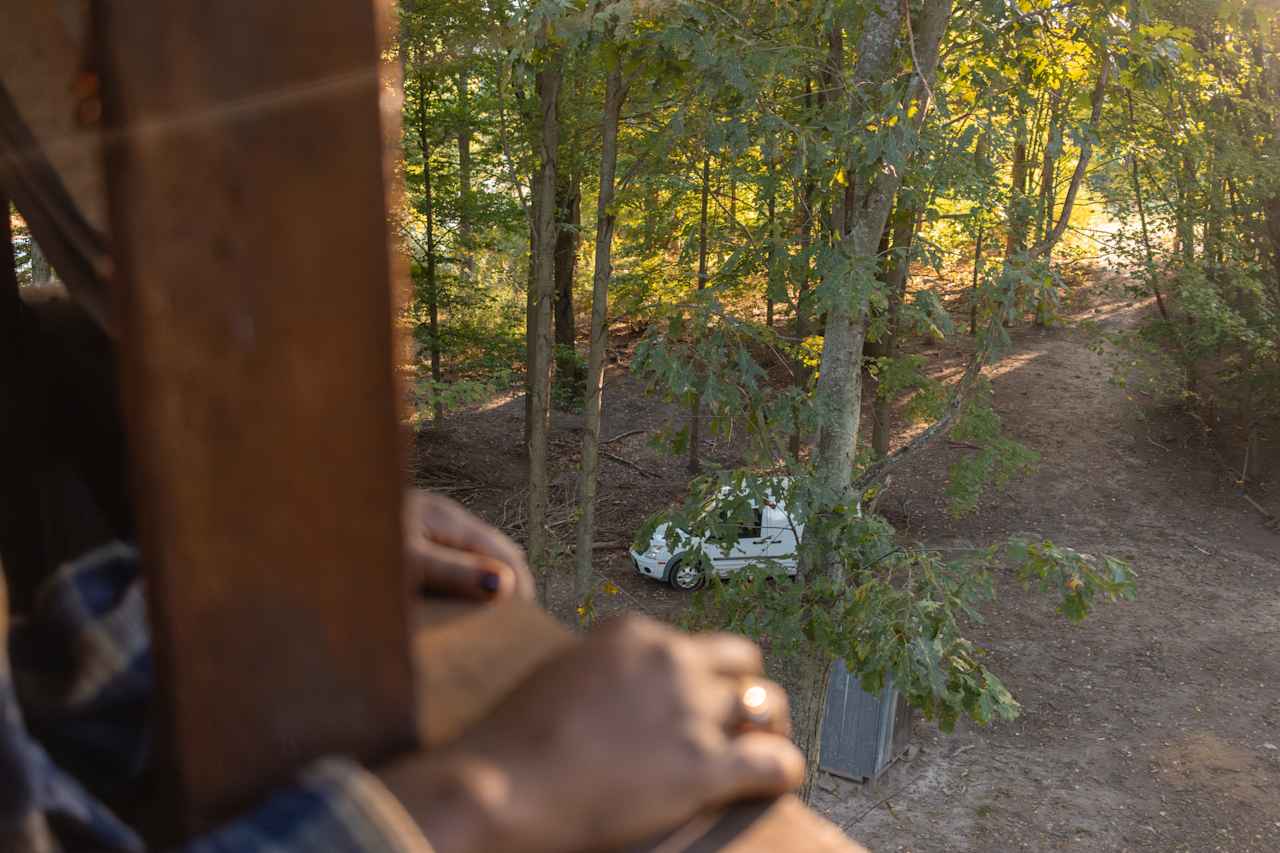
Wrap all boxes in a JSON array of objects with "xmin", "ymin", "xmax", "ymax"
[{"xmin": 479, "ymin": 571, "xmax": 502, "ymax": 594}]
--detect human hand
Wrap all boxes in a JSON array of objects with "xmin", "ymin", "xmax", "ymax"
[
  {"xmin": 403, "ymin": 489, "xmax": 535, "ymax": 601},
  {"xmin": 379, "ymin": 614, "xmax": 803, "ymax": 853}
]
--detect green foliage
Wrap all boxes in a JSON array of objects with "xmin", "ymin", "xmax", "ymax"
[
  {"xmin": 675, "ymin": 480, "xmax": 1135, "ymax": 731},
  {"xmin": 1088, "ymin": 0, "xmax": 1280, "ymax": 436},
  {"xmin": 868, "ymin": 355, "xmax": 948, "ymax": 422},
  {"xmin": 408, "ymin": 373, "xmax": 516, "ymax": 427},
  {"xmin": 946, "ymin": 382, "xmax": 1040, "ymax": 516},
  {"xmin": 393, "ymin": 0, "xmax": 1234, "ymax": 744},
  {"xmin": 1006, "ymin": 537, "xmax": 1137, "ymax": 622}
]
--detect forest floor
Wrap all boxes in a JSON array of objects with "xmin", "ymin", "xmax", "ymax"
[{"xmin": 412, "ymin": 269, "xmax": 1280, "ymax": 853}]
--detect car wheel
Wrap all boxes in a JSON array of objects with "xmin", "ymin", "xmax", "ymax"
[{"xmin": 667, "ymin": 556, "xmax": 705, "ymax": 591}]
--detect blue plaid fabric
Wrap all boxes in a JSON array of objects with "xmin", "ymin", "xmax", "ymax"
[{"xmin": 1, "ymin": 544, "xmax": 432, "ymax": 853}]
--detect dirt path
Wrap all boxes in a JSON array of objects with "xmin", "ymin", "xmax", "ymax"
[
  {"xmin": 814, "ymin": 283, "xmax": 1280, "ymax": 852},
  {"xmin": 416, "ymin": 275, "xmax": 1280, "ymax": 852}
]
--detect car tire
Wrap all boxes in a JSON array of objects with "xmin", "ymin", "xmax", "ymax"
[{"xmin": 667, "ymin": 556, "xmax": 705, "ymax": 591}]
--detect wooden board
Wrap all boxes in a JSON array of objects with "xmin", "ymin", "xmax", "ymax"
[
  {"xmin": 93, "ymin": 0, "xmax": 415, "ymax": 837},
  {"xmin": 416, "ymin": 600, "xmax": 868, "ymax": 853}
]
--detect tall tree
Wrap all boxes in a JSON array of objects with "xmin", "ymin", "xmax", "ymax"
[
  {"xmin": 418, "ymin": 82, "xmax": 444, "ymax": 424},
  {"xmin": 573, "ymin": 54, "xmax": 627, "ymax": 605},
  {"xmin": 526, "ymin": 51, "xmax": 562, "ymax": 596},
  {"xmin": 553, "ymin": 175, "xmax": 580, "ymax": 353},
  {"xmin": 456, "ymin": 69, "xmax": 475, "ymax": 281},
  {"xmin": 803, "ymin": 0, "xmax": 951, "ymax": 580},
  {"xmin": 688, "ymin": 151, "xmax": 711, "ymax": 474}
]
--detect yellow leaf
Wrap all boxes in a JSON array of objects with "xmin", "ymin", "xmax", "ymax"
[{"xmin": 834, "ymin": 167, "xmax": 847, "ymax": 186}]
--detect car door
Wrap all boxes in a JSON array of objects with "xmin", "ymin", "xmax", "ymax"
[
  {"xmin": 752, "ymin": 503, "xmax": 799, "ymax": 572},
  {"xmin": 708, "ymin": 505, "xmax": 764, "ymax": 576}
]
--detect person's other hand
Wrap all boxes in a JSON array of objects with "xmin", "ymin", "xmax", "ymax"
[
  {"xmin": 379, "ymin": 614, "xmax": 803, "ymax": 853},
  {"xmin": 403, "ymin": 489, "xmax": 534, "ymax": 601}
]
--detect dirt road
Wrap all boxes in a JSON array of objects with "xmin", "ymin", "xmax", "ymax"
[{"xmin": 814, "ymin": 284, "xmax": 1280, "ymax": 852}]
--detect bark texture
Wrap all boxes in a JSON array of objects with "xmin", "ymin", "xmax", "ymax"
[
  {"xmin": 527, "ymin": 60, "xmax": 561, "ymax": 597},
  {"xmin": 804, "ymin": 0, "xmax": 949, "ymax": 581},
  {"xmin": 416, "ymin": 81, "xmax": 444, "ymax": 423},
  {"xmin": 869, "ymin": 202, "xmax": 917, "ymax": 457},
  {"xmin": 688, "ymin": 153, "xmax": 710, "ymax": 474},
  {"xmin": 573, "ymin": 65, "xmax": 625, "ymax": 604},
  {"xmin": 796, "ymin": 0, "xmax": 953, "ymax": 805}
]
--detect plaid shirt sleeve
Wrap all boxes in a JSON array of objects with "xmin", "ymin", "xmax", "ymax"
[{"xmin": 2, "ymin": 543, "xmax": 434, "ymax": 853}]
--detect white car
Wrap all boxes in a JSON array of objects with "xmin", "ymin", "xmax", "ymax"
[{"xmin": 631, "ymin": 485, "xmax": 803, "ymax": 591}]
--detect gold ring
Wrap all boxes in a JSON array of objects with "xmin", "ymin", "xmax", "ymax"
[{"xmin": 738, "ymin": 681, "xmax": 773, "ymax": 730}]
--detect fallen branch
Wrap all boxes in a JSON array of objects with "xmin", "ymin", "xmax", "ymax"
[
  {"xmin": 601, "ymin": 449, "xmax": 656, "ymax": 478},
  {"xmin": 1240, "ymin": 492, "xmax": 1279, "ymax": 530},
  {"xmin": 601, "ymin": 428, "xmax": 644, "ymax": 445},
  {"xmin": 853, "ymin": 341, "xmax": 987, "ymax": 492}
]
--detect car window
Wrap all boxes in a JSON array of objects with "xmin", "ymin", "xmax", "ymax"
[{"xmin": 738, "ymin": 507, "xmax": 763, "ymax": 539}]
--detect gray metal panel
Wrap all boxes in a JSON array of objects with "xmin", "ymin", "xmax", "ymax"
[
  {"xmin": 891, "ymin": 684, "xmax": 914, "ymax": 757},
  {"xmin": 819, "ymin": 661, "xmax": 910, "ymax": 782}
]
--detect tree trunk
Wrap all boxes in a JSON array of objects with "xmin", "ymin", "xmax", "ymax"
[
  {"xmin": 1265, "ymin": 195, "xmax": 1280, "ymax": 309},
  {"xmin": 1004, "ymin": 83, "xmax": 1031, "ymax": 264},
  {"xmin": 524, "ymin": 222, "xmax": 536, "ymax": 449},
  {"xmin": 573, "ymin": 65, "xmax": 626, "ymax": 606},
  {"xmin": 803, "ymin": 0, "xmax": 947, "ymax": 578},
  {"xmin": 790, "ymin": 81, "xmax": 816, "ymax": 460},
  {"xmin": 796, "ymin": 79, "xmax": 816, "ymax": 343},
  {"xmin": 1127, "ymin": 93, "xmax": 1168, "ymax": 321},
  {"xmin": 969, "ymin": 134, "xmax": 989, "ymax": 335},
  {"xmin": 456, "ymin": 70, "xmax": 474, "ymax": 281},
  {"xmin": 553, "ymin": 176, "xmax": 580, "ymax": 351},
  {"xmin": 527, "ymin": 59, "xmax": 562, "ymax": 599},
  {"xmin": 729, "ymin": 167, "xmax": 737, "ymax": 232},
  {"xmin": 970, "ymin": 223, "xmax": 984, "ymax": 335},
  {"xmin": 1038, "ymin": 90, "xmax": 1062, "ymax": 246},
  {"xmin": 554, "ymin": 171, "xmax": 582, "ymax": 406},
  {"xmin": 796, "ymin": 0, "xmax": 951, "ymax": 804},
  {"xmin": 766, "ymin": 156, "xmax": 777, "ymax": 328},
  {"xmin": 1032, "ymin": 89, "xmax": 1061, "ymax": 329},
  {"xmin": 417, "ymin": 84, "xmax": 444, "ymax": 423},
  {"xmin": 1177, "ymin": 151, "xmax": 1197, "ymax": 264},
  {"xmin": 688, "ymin": 153, "xmax": 710, "ymax": 475},
  {"xmin": 870, "ymin": 202, "xmax": 917, "ymax": 457}
]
